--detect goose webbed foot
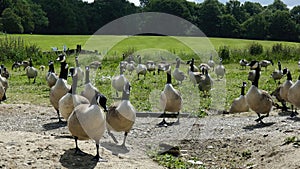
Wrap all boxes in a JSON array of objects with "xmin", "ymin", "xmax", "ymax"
[
  {"xmin": 157, "ymin": 119, "xmax": 168, "ymax": 127},
  {"xmin": 92, "ymin": 154, "xmax": 108, "ymax": 162},
  {"xmin": 290, "ymin": 111, "xmax": 298, "ymax": 118},
  {"xmin": 74, "ymin": 147, "xmax": 85, "ymax": 156}
]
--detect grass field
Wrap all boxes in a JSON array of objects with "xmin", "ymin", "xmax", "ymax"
[{"xmin": 2, "ymin": 34, "xmax": 299, "ymax": 54}]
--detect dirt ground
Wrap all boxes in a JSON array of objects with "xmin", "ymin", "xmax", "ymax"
[{"xmin": 0, "ymin": 103, "xmax": 300, "ymax": 169}]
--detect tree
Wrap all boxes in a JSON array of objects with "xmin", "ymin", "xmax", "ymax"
[
  {"xmin": 242, "ymin": 14, "xmax": 268, "ymax": 40},
  {"xmin": 0, "ymin": 0, "xmax": 12, "ymax": 15},
  {"xmin": 219, "ymin": 14, "xmax": 240, "ymax": 38},
  {"xmin": 145, "ymin": 0, "xmax": 192, "ymax": 21},
  {"xmin": 30, "ymin": 3, "xmax": 49, "ymax": 33},
  {"xmin": 268, "ymin": 10, "xmax": 297, "ymax": 41},
  {"xmin": 1, "ymin": 8, "xmax": 23, "ymax": 33},
  {"xmin": 13, "ymin": 0, "xmax": 35, "ymax": 33},
  {"xmin": 267, "ymin": 0, "xmax": 288, "ymax": 11},
  {"xmin": 291, "ymin": 5, "xmax": 300, "ymax": 25},
  {"xmin": 242, "ymin": 1, "xmax": 263, "ymax": 16},
  {"xmin": 197, "ymin": 0, "xmax": 223, "ymax": 37},
  {"xmin": 225, "ymin": 0, "xmax": 246, "ymax": 23}
]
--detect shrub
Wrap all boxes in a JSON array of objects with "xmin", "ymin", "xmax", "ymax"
[
  {"xmin": 249, "ymin": 42, "xmax": 263, "ymax": 55},
  {"xmin": 218, "ymin": 45, "xmax": 230, "ymax": 61}
]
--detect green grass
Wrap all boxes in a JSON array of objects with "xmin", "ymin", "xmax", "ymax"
[{"xmin": 2, "ymin": 34, "xmax": 299, "ymax": 54}]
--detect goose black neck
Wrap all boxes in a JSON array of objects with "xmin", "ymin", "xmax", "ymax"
[
  {"xmin": 241, "ymin": 86, "xmax": 245, "ymax": 96},
  {"xmin": 252, "ymin": 67, "xmax": 260, "ymax": 87},
  {"xmin": 176, "ymin": 59, "xmax": 180, "ymax": 68},
  {"xmin": 122, "ymin": 89, "xmax": 130, "ymax": 100},
  {"xmin": 70, "ymin": 74, "xmax": 78, "ymax": 94},
  {"xmin": 298, "ymin": 75, "xmax": 300, "ymax": 81},
  {"xmin": 49, "ymin": 64, "xmax": 55, "ymax": 73},
  {"xmin": 119, "ymin": 65, "xmax": 123, "ymax": 75},
  {"xmin": 85, "ymin": 68, "xmax": 90, "ymax": 84},
  {"xmin": 59, "ymin": 61, "xmax": 68, "ymax": 80},
  {"xmin": 167, "ymin": 72, "xmax": 172, "ymax": 84},
  {"xmin": 278, "ymin": 63, "xmax": 281, "ymax": 71},
  {"xmin": 287, "ymin": 71, "xmax": 292, "ymax": 81},
  {"xmin": 190, "ymin": 59, "xmax": 194, "ymax": 72},
  {"xmin": 29, "ymin": 60, "xmax": 33, "ymax": 67}
]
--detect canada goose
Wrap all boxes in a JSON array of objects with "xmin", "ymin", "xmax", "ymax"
[
  {"xmin": 125, "ymin": 55, "xmax": 136, "ymax": 75},
  {"xmin": 198, "ymin": 63, "xmax": 211, "ymax": 72},
  {"xmin": 229, "ymin": 82, "xmax": 249, "ymax": 113},
  {"xmin": 12, "ymin": 61, "xmax": 21, "ymax": 71},
  {"xmin": 81, "ymin": 66, "xmax": 107, "ymax": 112},
  {"xmin": 126, "ymin": 60, "xmax": 136, "ymax": 75},
  {"xmin": 106, "ymin": 81, "xmax": 136, "ymax": 147},
  {"xmin": 68, "ymin": 92, "xmax": 107, "ymax": 162},
  {"xmin": 136, "ymin": 55, "xmax": 147, "ymax": 79},
  {"xmin": 159, "ymin": 69, "xmax": 182, "ymax": 127},
  {"xmin": 198, "ymin": 69, "xmax": 213, "ymax": 96},
  {"xmin": 46, "ymin": 61, "xmax": 58, "ymax": 88},
  {"xmin": 26, "ymin": 58, "xmax": 38, "ymax": 84},
  {"xmin": 50, "ymin": 54, "xmax": 71, "ymax": 122},
  {"xmin": 39, "ymin": 65, "xmax": 45, "ymax": 71},
  {"xmin": 157, "ymin": 61, "xmax": 171, "ymax": 75},
  {"xmin": 59, "ymin": 71, "xmax": 90, "ymax": 121},
  {"xmin": 207, "ymin": 54, "xmax": 215, "ymax": 71},
  {"xmin": 1, "ymin": 67, "xmax": 9, "ymax": 79},
  {"xmin": 239, "ymin": 59, "xmax": 248, "ymax": 69},
  {"xmin": 89, "ymin": 61, "xmax": 102, "ymax": 69},
  {"xmin": 287, "ymin": 75, "xmax": 300, "ymax": 117},
  {"xmin": 21, "ymin": 61, "xmax": 29, "ymax": 70},
  {"xmin": 279, "ymin": 69, "xmax": 293, "ymax": 102},
  {"xmin": 146, "ymin": 60, "xmax": 156, "ymax": 75},
  {"xmin": 112, "ymin": 62, "xmax": 128, "ymax": 98},
  {"xmin": 271, "ymin": 86, "xmax": 287, "ymax": 111},
  {"xmin": 215, "ymin": 58, "xmax": 225, "ymax": 80},
  {"xmin": 0, "ymin": 81, "xmax": 6, "ymax": 103},
  {"xmin": 260, "ymin": 60, "xmax": 273, "ymax": 70},
  {"xmin": 0, "ymin": 69, "xmax": 8, "ymax": 91},
  {"xmin": 246, "ymin": 61, "xmax": 273, "ymax": 123},
  {"xmin": 187, "ymin": 58, "xmax": 202, "ymax": 86},
  {"xmin": 187, "ymin": 58, "xmax": 199, "ymax": 73},
  {"xmin": 271, "ymin": 61, "xmax": 285, "ymax": 82},
  {"xmin": 247, "ymin": 70, "xmax": 256, "ymax": 82},
  {"xmin": 172, "ymin": 58, "xmax": 186, "ymax": 84},
  {"xmin": 75, "ymin": 56, "xmax": 84, "ymax": 85},
  {"xmin": 120, "ymin": 54, "xmax": 128, "ymax": 72}
]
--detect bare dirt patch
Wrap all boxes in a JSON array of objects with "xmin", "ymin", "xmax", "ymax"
[{"xmin": 0, "ymin": 103, "xmax": 300, "ymax": 168}]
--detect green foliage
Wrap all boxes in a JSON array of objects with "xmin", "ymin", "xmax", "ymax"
[
  {"xmin": 151, "ymin": 153, "xmax": 205, "ymax": 169},
  {"xmin": 218, "ymin": 45, "xmax": 230, "ymax": 61},
  {"xmin": 249, "ymin": 42, "xmax": 263, "ymax": 55}
]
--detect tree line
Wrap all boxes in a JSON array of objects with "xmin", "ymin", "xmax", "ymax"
[{"xmin": 0, "ymin": 0, "xmax": 300, "ymax": 42}]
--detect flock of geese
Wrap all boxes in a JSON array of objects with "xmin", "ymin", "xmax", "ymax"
[
  {"xmin": 1, "ymin": 52, "xmax": 300, "ymax": 162},
  {"xmin": 230, "ymin": 59, "xmax": 300, "ymax": 124}
]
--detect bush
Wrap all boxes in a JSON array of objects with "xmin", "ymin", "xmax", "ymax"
[
  {"xmin": 0, "ymin": 35, "xmax": 44, "ymax": 63},
  {"xmin": 249, "ymin": 42, "xmax": 263, "ymax": 55},
  {"xmin": 218, "ymin": 45, "xmax": 230, "ymax": 61}
]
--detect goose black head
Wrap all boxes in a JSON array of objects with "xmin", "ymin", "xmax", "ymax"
[
  {"xmin": 282, "ymin": 68, "xmax": 288, "ymax": 75},
  {"xmin": 122, "ymin": 82, "xmax": 131, "ymax": 100},
  {"xmin": 247, "ymin": 60, "xmax": 259, "ymax": 70},
  {"xmin": 241, "ymin": 81, "xmax": 247, "ymax": 95},
  {"xmin": 96, "ymin": 92, "xmax": 108, "ymax": 112},
  {"xmin": 56, "ymin": 53, "xmax": 66, "ymax": 62},
  {"xmin": 69, "ymin": 67, "xmax": 75, "ymax": 77}
]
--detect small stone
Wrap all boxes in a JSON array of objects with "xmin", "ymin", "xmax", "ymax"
[{"xmin": 207, "ymin": 145, "xmax": 214, "ymax": 149}]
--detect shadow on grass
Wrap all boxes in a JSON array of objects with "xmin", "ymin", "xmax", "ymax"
[
  {"xmin": 59, "ymin": 148, "xmax": 98, "ymax": 169},
  {"xmin": 243, "ymin": 122, "xmax": 276, "ymax": 131},
  {"xmin": 101, "ymin": 141, "xmax": 130, "ymax": 156}
]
